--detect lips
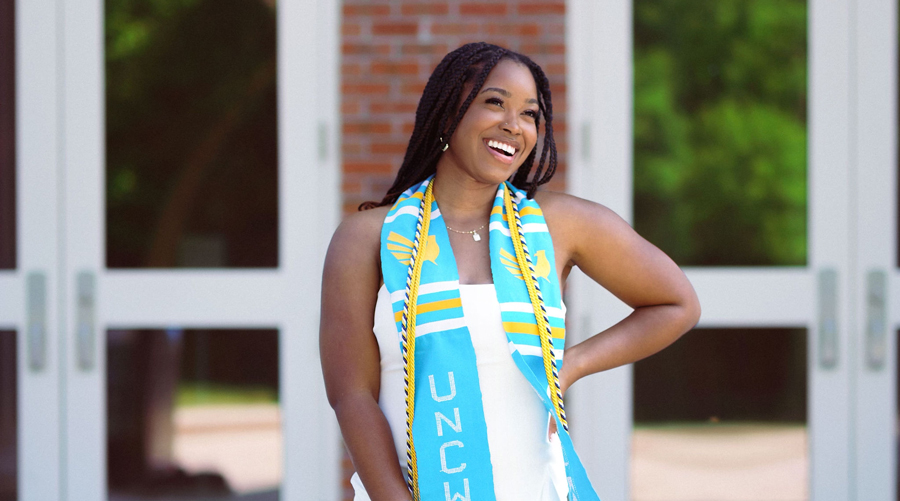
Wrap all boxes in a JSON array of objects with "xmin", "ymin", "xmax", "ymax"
[{"xmin": 483, "ymin": 138, "xmax": 519, "ymax": 164}]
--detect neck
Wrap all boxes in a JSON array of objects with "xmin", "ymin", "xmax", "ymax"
[{"xmin": 431, "ymin": 167, "xmax": 500, "ymax": 225}]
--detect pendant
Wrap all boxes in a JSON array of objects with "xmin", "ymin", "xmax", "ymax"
[{"xmin": 473, "ymin": 231, "xmax": 481, "ymax": 242}]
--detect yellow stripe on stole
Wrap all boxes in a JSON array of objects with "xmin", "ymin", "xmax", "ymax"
[
  {"xmin": 394, "ymin": 297, "xmax": 464, "ymax": 323},
  {"xmin": 503, "ymin": 321, "xmax": 565, "ymax": 339},
  {"xmin": 387, "ymin": 232, "xmax": 415, "ymax": 248},
  {"xmin": 490, "ymin": 205, "xmax": 543, "ymax": 217},
  {"xmin": 387, "ymin": 243, "xmax": 412, "ymax": 252}
]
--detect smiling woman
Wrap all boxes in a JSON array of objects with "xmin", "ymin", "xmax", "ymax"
[{"xmin": 320, "ymin": 42, "xmax": 700, "ymax": 501}]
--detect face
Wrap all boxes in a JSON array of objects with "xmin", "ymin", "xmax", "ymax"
[{"xmin": 438, "ymin": 59, "xmax": 540, "ymax": 186}]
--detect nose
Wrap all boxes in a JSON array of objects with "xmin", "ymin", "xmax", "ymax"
[{"xmin": 501, "ymin": 115, "xmax": 521, "ymax": 136}]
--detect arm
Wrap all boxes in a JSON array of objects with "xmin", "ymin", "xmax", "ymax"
[
  {"xmin": 541, "ymin": 193, "xmax": 701, "ymax": 395},
  {"xmin": 319, "ymin": 209, "xmax": 412, "ymax": 501}
]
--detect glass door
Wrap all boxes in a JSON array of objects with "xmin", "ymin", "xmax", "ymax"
[
  {"xmin": 10, "ymin": 0, "xmax": 344, "ymax": 500},
  {"xmin": 566, "ymin": 0, "xmax": 870, "ymax": 499}
]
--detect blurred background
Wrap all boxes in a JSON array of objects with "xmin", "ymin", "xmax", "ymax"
[{"xmin": 0, "ymin": 0, "xmax": 896, "ymax": 500}]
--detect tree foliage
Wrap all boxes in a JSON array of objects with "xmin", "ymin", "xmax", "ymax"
[
  {"xmin": 105, "ymin": 0, "xmax": 278, "ymax": 268},
  {"xmin": 634, "ymin": 0, "xmax": 807, "ymax": 266}
]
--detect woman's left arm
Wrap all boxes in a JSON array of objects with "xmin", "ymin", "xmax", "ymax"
[{"xmin": 542, "ymin": 193, "xmax": 701, "ymax": 395}]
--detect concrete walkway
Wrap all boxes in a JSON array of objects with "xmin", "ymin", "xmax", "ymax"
[{"xmin": 632, "ymin": 423, "xmax": 808, "ymax": 501}]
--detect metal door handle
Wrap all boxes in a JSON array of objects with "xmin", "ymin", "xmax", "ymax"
[
  {"xmin": 26, "ymin": 271, "xmax": 46, "ymax": 372},
  {"xmin": 76, "ymin": 270, "xmax": 95, "ymax": 371},
  {"xmin": 865, "ymin": 269, "xmax": 886, "ymax": 370},
  {"xmin": 818, "ymin": 268, "xmax": 838, "ymax": 369}
]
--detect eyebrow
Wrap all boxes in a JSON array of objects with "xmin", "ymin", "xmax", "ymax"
[{"xmin": 480, "ymin": 87, "xmax": 538, "ymax": 105}]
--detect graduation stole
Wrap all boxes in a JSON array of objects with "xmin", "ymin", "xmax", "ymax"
[{"xmin": 381, "ymin": 175, "xmax": 600, "ymax": 501}]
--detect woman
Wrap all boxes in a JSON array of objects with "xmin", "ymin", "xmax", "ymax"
[{"xmin": 320, "ymin": 42, "xmax": 700, "ymax": 501}]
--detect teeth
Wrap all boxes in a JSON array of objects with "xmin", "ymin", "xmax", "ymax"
[{"xmin": 488, "ymin": 140, "xmax": 516, "ymax": 155}]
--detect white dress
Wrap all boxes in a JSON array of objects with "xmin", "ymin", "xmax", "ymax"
[{"xmin": 350, "ymin": 283, "xmax": 568, "ymax": 501}]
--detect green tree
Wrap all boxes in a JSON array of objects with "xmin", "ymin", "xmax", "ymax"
[
  {"xmin": 106, "ymin": 0, "xmax": 278, "ymax": 268},
  {"xmin": 634, "ymin": 0, "xmax": 807, "ymax": 266}
]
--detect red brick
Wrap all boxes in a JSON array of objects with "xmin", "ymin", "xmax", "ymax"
[
  {"xmin": 342, "ymin": 43, "xmax": 391, "ymax": 55},
  {"xmin": 487, "ymin": 23, "xmax": 540, "ymax": 36},
  {"xmin": 372, "ymin": 22, "xmax": 418, "ymax": 36},
  {"xmin": 432, "ymin": 22, "xmax": 480, "ymax": 35},
  {"xmin": 401, "ymin": 3, "xmax": 449, "ymax": 15},
  {"xmin": 342, "ymin": 121, "xmax": 391, "ymax": 135},
  {"xmin": 371, "ymin": 62, "xmax": 419, "ymax": 75},
  {"xmin": 372, "ymin": 142, "xmax": 409, "ymax": 154},
  {"xmin": 342, "ymin": 202, "xmax": 363, "ymax": 215},
  {"xmin": 342, "ymin": 179, "xmax": 361, "ymax": 193},
  {"xmin": 342, "ymin": 4, "xmax": 390, "ymax": 16},
  {"xmin": 400, "ymin": 81, "xmax": 427, "ymax": 95},
  {"xmin": 401, "ymin": 43, "xmax": 450, "ymax": 55},
  {"xmin": 519, "ymin": 3, "xmax": 565, "ymax": 15},
  {"xmin": 340, "ymin": 102, "xmax": 360, "ymax": 114},
  {"xmin": 341, "ymin": 23, "xmax": 361, "ymax": 36},
  {"xmin": 460, "ymin": 3, "xmax": 507, "ymax": 15},
  {"xmin": 545, "ymin": 63, "xmax": 566, "ymax": 75},
  {"xmin": 344, "ymin": 162, "xmax": 394, "ymax": 174},
  {"xmin": 341, "ymin": 63, "xmax": 363, "ymax": 76},
  {"xmin": 370, "ymin": 102, "xmax": 419, "ymax": 113},
  {"xmin": 341, "ymin": 83, "xmax": 390, "ymax": 95},
  {"xmin": 521, "ymin": 43, "xmax": 566, "ymax": 55}
]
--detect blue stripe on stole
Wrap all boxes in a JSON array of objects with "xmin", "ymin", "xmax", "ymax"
[
  {"xmin": 412, "ymin": 327, "xmax": 496, "ymax": 500},
  {"xmin": 505, "ymin": 333, "xmax": 566, "ymax": 351},
  {"xmin": 415, "ymin": 289, "xmax": 461, "ymax": 305}
]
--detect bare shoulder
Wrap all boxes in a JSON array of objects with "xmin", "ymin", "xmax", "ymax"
[
  {"xmin": 324, "ymin": 205, "xmax": 390, "ymax": 281},
  {"xmin": 533, "ymin": 190, "xmax": 631, "ymax": 253},
  {"xmin": 330, "ymin": 206, "xmax": 389, "ymax": 246},
  {"xmin": 534, "ymin": 190, "xmax": 620, "ymax": 220}
]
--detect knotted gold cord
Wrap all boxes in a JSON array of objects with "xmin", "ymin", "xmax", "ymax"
[
  {"xmin": 401, "ymin": 182, "xmax": 566, "ymax": 497},
  {"xmin": 503, "ymin": 184, "xmax": 568, "ymax": 430},
  {"xmin": 399, "ymin": 181, "xmax": 433, "ymax": 500}
]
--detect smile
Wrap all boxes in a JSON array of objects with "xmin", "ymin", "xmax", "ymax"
[{"xmin": 484, "ymin": 139, "xmax": 518, "ymax": 164}]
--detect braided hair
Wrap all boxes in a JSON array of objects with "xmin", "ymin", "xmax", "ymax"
[{"xmin": 360, "ymin": 42, "xmax": 558, "ymax": 210}]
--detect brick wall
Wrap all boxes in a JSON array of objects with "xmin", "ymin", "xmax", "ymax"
[
  {"xmin": 339, "ymin": 1, "xmax": 566, "ymax": 497},
  {"xmin": 341, "ymin": 0, "xmax": 567, "ymax": 214}
]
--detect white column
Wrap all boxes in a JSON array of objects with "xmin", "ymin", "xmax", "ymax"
[
  {"xmin": 853, "ymin": 0, "xmax": 897, "ymax": 499},
  {"xmin": 61, "ymin": 0, "xmax": 105, "ymax": 498},
  {"xmin": 566, "ymin": 0, "xmax": 634, "ymax": 499},
  {"xmin": 809, "ymin": 0, "xmax": 854, "ymax": 499},
  {"xmin": 16, "ymin": 0, "xmax": 63, "ymax": 499},
  {"xmin": 279, "ymin": 0, "xmax": 342, "ymax": 499}
]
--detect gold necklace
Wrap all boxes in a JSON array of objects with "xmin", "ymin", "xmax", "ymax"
[{"xmin": 445, "ymin": 222, "xmax": 487, "ymax": 242}]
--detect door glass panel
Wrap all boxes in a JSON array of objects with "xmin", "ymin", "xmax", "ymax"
[
  {"xmin": 107, "ymin": 328, "xmax": 280, "ymax": 500},
  {"xmin": 105, "ymin": 0, "xmax": 278, "ymax": 269},
  {"xmin": 632, "ymin": 328, "xmax": 808, "ymax": 500},
  {"xmin": 0, "ymin": 0, "xmax": 14, "ymax": 270},
  {"xmin": 0, "ymin": 331, "xmax": 15, "ymax": 501},
  {"xmin": 633, "ymin": 0, "xmax": 808, "ymax": 266}
]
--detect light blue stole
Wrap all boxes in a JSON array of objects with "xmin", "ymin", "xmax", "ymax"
[{"xmin": 381, "ymin": 176, "xmax": 600, "ymax": 501}]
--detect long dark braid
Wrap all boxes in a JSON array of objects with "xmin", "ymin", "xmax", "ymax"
[{"xmin": 360, "ymin": 42, "xmax": 558, "ymax": 210}]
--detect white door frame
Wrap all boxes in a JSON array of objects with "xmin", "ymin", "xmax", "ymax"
[
  {"xmin": 565, "ymin": 0, "xmax": 894, "ymax": 499},
  {"xmin": 853, "ymin": 0, "xmax": 898, "ymax": 499},
  {"xmin": 7, "ymin": 0, "xmax": 344, "ymax": 499},
  {"xmin": 1, "ymin": 1, "xmax": 65, "ymax": 500}
]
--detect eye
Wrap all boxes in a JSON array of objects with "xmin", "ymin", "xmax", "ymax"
[
  {"xmin": 485, "ymin": 97, "xmax": 504, "ymax": 107},
  {"xmin": 523, "ymin": 109, "xmax": 539, "ymax": 120}
]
